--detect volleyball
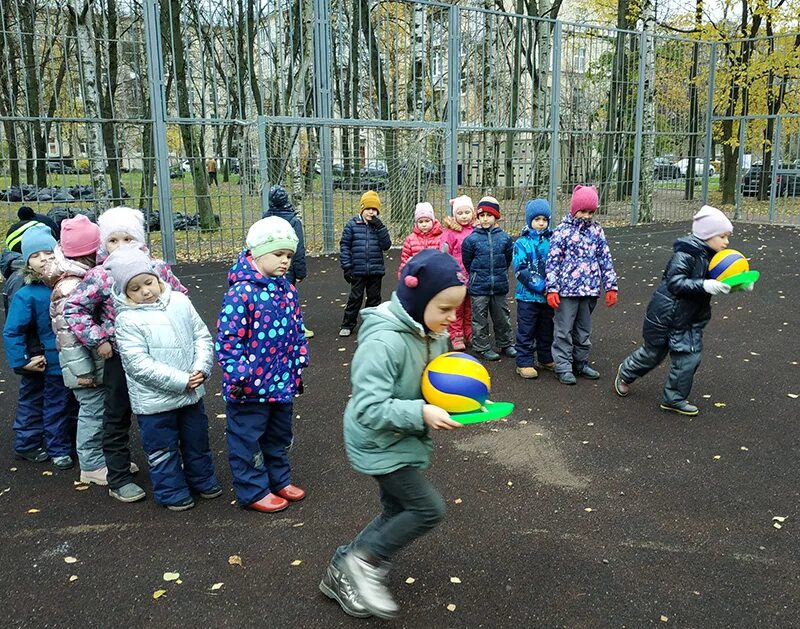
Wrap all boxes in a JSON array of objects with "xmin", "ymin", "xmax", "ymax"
[
  {"xmin": 708, "ymin": 248, "xmax": 749, "ymax": 281},
  {"xmin": 421, "ymin": 352, "xmax": 491, "ymax": 414}
]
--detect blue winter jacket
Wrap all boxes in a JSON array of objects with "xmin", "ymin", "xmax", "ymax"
[
  {"xmin": 263, "ymin": 204, "xmax": 307, "ymax": 285},
  {"xmin": 462, "ymin": 226, "xmax": 514, "ymax": 296},
  {"xmin": 3, "ymin": 269, "xmax": 61, "ymax": 375},
  {"xmin": 340, "ymin": 215, "xmax": 392, "ymax": 277},
  {"xmin": 215, "ymin": 250, "xmax": 309, "ymax": 404},
  {"xmin": 513, "ymin": 227, "xmax": 551, "ymax": 303}
]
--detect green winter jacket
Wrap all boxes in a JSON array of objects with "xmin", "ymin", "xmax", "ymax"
[{"xmin": 343, "ymin": 293, "xmax": 449, "ymax": 476}]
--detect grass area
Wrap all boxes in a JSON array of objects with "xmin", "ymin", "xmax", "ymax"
[{"xmin": 2, "ymin": 172, "xmax": 796, "ymax": 263}]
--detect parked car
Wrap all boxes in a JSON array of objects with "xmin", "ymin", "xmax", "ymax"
[
  {"xmin": 675, "ymin": 158, "xmax": 716, "ymax": 177},
  {"xmin": 741, "ymin": 162, "xmax": 800, "ymax": 197},
  {"xmin": 46, "ymin": 160, "xmax": 75, "ymax": 175},
  {"xmin": 653, "ymin": 157, "xmax": 680, "ymax": 180}
]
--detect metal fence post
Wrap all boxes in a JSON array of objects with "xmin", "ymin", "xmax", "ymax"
[
  {"xmin": 701, "ymin": 42, "xmax": 717, "ymax": 204},
  {"xmin": 142, "ymin": 0, "xmax": 176, "ymax": 264},
  {"xmin": 257, "ymin": 115, "xmax": 269, "ymax": 218},
  {"xmin": 445, "ymin": 6, "xmax": 461, "ymax": 202},
  {"xmin": 548, "ymin": 21, "xmax": 562, "ymax": 213},
  {"xmin": 734, "ymin": 117, "xmax": 746, "ymax": 219},
  {"xmin": 312, "ymin": 0, "xmax": 334, "ymax": 251},
  {"xmin": 630, "ymin": 31, "xmax": 647, "ymax": 226},
  {"xmin": 768, "ymin": 115, "xmax": 781, "ymax": 224}
]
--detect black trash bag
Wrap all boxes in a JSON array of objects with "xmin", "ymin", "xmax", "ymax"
[
  {"xmin": 142, "ymin": 208, "xmax": 160, "ymax": 232},
  {"xmin": 1, "ymin": 187, "xmax": 23, "ymax": 202},
  {"xmin": 51, "ymin": 189, "xmax": 75, "ymax": 202},
  {"xmin": 70, "ymin": 207, "xmax": 97, "ymax": 223},
  {"xmin": 46, "ymin": 207, "xmax": 72, "ymax": 228},
  {"xmin": 22, "ymin": 185, "xmax": 39, "ymax": 201}
]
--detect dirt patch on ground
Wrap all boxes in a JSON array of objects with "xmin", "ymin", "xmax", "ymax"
[{"xmin": 453, "ymin": 424, "xmax": 589, "ymax": 490}]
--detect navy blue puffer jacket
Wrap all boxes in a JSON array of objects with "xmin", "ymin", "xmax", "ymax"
[
  {"xmin": 642, "ymin": 235, "xmax": 714, "ymax": 352},
  {"xmin": 462, "ymin": 226, "xmax": 513, "ymax": 296},
  {"xmin": 340, "ymin": 215, "xmax": 392, "ymax": 277}
]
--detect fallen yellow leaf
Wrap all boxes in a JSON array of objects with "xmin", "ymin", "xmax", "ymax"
[
  {"xmin": 216, "ymin": 414, "xmax": 226, "ymax": 419},
  {"xmin": 211, "ymin": 582, "xmax": 224, "ymax": 591},
  {"xmin": 75, "ymin": 485, "xmax": 89, "ymax": 491},
  {"xmin": 507, "ymin": 481, "xmax": 513, "ymax": 487},
  {"xmin": 454, "ymin": 498, "xmax": 463, "ymax": 504},
  {"xmin": 773, "ymin": 516, "xmax": 787, "ymax": 523},
  {"xmin": 42, "ymin": 471, "xmax": 53, "ymax": 476},
  {"xmin": 584, "ymin": 507, "xmax": 594, "ymax": 512},
  {"xmin": 64, "ymin": 557, "xmax": 78, "ymax": 564},
  {"xmin": 788, "ymin": 394, "xmax": 798, "ymax": 399},
  {"xmin": 163, "ymin": 572, "xmax": 180, "ymax": 582},
  {"xmin": 773, "ymin": 522, "xmax": 783, "ymax": 529},
  {"xmin": 713, "ymin": 455, "xmax": 721, "ymax": 460},
  {"xmin": 228, "ymin": 555, "xmax": 243, "ymax": 566},
  {"xmin": 447, "ymin": 604, "xmax": 457, "ymax": 612},
  {"xmin": 450, "ymin": 576, "xmax": 461, "ymax": 584},
  {"xmin": 714, "ymin": 402, "xmax": 727, "ymax": 408},
  {"xmin": 660, "ymin": 615, "xmax": 669, "ymax": 622},
  {"xmin": 405, "ymin": 577, "xmax": 415, "ymax": 584},
  {"xmin": 69, "ymin": 575, "xmax": 78, "ymax": 582},
  {"xmin": 27, "ymin": 508, "xmax": 40, "ymax": 513},
  {"xmin": 153, "ymin": 589, "xmax": 167, "ymax": 600},
  {"xmin": 290, "ymin": 560, "xmax": 302, "ymax": 566}
]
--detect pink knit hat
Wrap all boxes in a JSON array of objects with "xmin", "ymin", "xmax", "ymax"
[
  {"xmin": 570, "ymin": 185, "xmax": 599, "ymax": 215},
  {"xmin": 449, "ymin": 195, "xmax": 474, "ymax": 215},
  {"xmin": 414, "ymin": 202, "xmax": 435, "ymax": 222},
  {"xmin": 692, "ymin": 205, "xmax": 733, "ymax": 240},
  {"xmin": 61, "ymin": 215, "xmax": 101, "ymax": 257}
]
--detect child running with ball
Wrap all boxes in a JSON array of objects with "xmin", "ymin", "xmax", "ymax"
[
  {"xmin": 614, "ymin": 205, "xmax": 744, "ymax": 416},
  {"xmin": 321, "ymin": 249, "xmax": 465, "ymax": 620}
]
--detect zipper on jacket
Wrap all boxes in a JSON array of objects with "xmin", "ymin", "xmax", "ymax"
[
  {"xmin": 488, "ymin": 229, "xmax": 494, "ymax": 293},
  {"xmin": 364, "ymin": 220, "xmax": 370, "ymax": 276}
]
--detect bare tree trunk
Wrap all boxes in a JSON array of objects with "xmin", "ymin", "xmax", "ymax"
[
  {"xmin": 19, "ymin": 0, "xmax": 48, "ymax": 188},
  {"xmin": 69, "ymin": 1, "xmax": 108, "ymax": 211},
  {"xmin": 503, "ymin": 4, "xmax": 524, "ymax": 201},
  {"xmin": 167, "ymin": 0, "xmax": 214, "ymax": 229},
  {"xmin": 96, "ymin": 0, "xmax": 123, "ymax": 204}
]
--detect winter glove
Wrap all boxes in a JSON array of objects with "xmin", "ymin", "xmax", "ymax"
[
  {"xmin": 702, "ymin": 279, "xmax": 731, "ymax": 295},
  {"xmin": 546, "ymin": 292, "xmax": 561, "ymax": 309},
  {"xmin": 605, "ymin": 290, "xmax": 618, "ymax": 307},
  {"xmin": 370, "ymin": 217, "xmax": 384, "ymax": 229},
  {"xmin": 343, "ymin": 269, "xmax": 353, "ymax": 284},
  {"xmin": 440, "ymin": 242, "xmax": 450, "ymax": 254}
]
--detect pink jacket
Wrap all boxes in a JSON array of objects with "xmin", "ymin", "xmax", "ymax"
[
  {"xmin": 440, "ymin": 220, "xmax": 474, "ymax": 276},
  {"xmin": 398, "ymin": 219, "xmax": 443, "ymax": 277},
  {"xmin": 63, "ymin": 246, "xmax": 188, "ymax": 349}
]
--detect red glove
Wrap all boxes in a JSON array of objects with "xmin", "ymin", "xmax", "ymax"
[
  {"xmin": 547, "ymin": 292, "xmax": 560, "ymax": 309},
  {"xmin": 605, "ymin": 290, "xmax": 618, "ymax": 307}
]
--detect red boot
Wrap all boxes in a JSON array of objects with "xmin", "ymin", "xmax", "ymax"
[
  {"xmin": 276, "ymin": 484, "xmax": 306, "ymax": 502},
  {"xmin": 247, "ymin": 493, "xmax": 289, "ymax": 513}
]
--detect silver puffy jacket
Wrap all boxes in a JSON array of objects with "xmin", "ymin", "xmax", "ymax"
[
  {"xmin": 46, "ymin": 247, "xmax": 105, "ymax": 389},
  {"xmin": 114, "ymin": 284, "xmax": 213, "ymax": 415}
]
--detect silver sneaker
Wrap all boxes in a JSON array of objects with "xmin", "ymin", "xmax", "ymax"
[
  {"xmin": 319, "ymin": 561, "xmax": 372, "ymax": 618},
  {"xmin": 341, "ymin": 552, "xmax": 399, "ymax": 620}
]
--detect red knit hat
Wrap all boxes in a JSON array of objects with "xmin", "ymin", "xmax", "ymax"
[
  {"xmin": 476, "ymin": 195, "xmax": 501, "ymax": 219},
  {"xmin": 570, "ymin": 185, "xmax": 599, "ymax": 216},
  {"xmin": 61, "ymin": 215, "xmax": 101, "ymax": 257}
]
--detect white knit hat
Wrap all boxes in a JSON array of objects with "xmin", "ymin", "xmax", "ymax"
[
  {"xmin": 98, "ymin": 206, "xmax": 146, "ymax": 245},
  {"xmin": 246, "ymin": 216, "xmax": 298, "ymax": 258}
]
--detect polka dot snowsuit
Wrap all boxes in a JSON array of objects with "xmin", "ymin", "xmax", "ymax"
[{"xmin": 216, "ymin": 251, "xmax": 308, "ymax": 505}]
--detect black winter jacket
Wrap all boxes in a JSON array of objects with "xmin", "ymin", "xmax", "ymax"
[
  {"xmin": 339, "ymin": 215, "xmax": 392, "ymax": 277},
  {"xmin": 263, "ymin": 204, "xmax": 307, "ymax": 285},
  {"xmin": 642, "ymin": 235, "xmax": 714, "ymax": 352}
]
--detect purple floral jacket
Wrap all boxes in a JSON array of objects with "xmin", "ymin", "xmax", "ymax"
[
  {"xmin": 545, "ymin": 215, "xmax": 618, "ymax": 297},
  {"xmin": 63, "ymin": 247, "xmax": 187, "ymax": 349}
]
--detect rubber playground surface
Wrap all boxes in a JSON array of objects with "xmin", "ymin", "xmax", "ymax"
[{"xmin": 0, "ymin": 221, "xmax": 798, "ymax": 628}]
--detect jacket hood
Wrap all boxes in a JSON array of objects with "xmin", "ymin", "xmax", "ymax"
[
  {"xmin": 412, "ymin": 218, "xmax": 443, "ymax": 238},
  {"xmin": 113, "ymin": 281, "xmax": 172, "ymax": 314},
  {"xmin": 1, "ymin": 248, "xmax": 22, "ymax": 279},
  {"xmin": 674, "ymin": 235, "xmax": 714, "ymax": 257},
  {"xmin": 359, "ymin": 293, "xmax": 432, "ymax": 340},
  {"xmin": 227, "ymin": 249, "xmax": 289, "ymax": 289},
  {"xmin": 265, "ymin": 204, "xmax": 298, "ymax": 220},
  {"xmin": 560, "ymin": 214, "xmax": 595, "ymax": 230},
  {"xmin": 22, "ymin": 265, "xmax": 45, "ymax": 285},
  {"xmin": 520, "ymin": 225, "xmax": 552, "ymax": 239},
  {"xmin": 45, "ymin": 245, "xmax": 92, "ymax": 287}
]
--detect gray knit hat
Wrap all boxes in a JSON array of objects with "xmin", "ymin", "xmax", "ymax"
[{"xmin": 104, "ymin": 246, "xmax": 157, "ymax": 294}]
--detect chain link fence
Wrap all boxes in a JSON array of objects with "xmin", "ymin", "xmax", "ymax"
[{"xmin": 1, "ymin": 1, "xmax": 798, "ymax": 263}]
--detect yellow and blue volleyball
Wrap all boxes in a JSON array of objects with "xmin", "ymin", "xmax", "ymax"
[
  {"xmin": 421, "ymin": 352, "xmax": 491, "ymax": 414},
  {"xmin": 708, "ymin": 248, "xmax": 749, "ymax": 281}
]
